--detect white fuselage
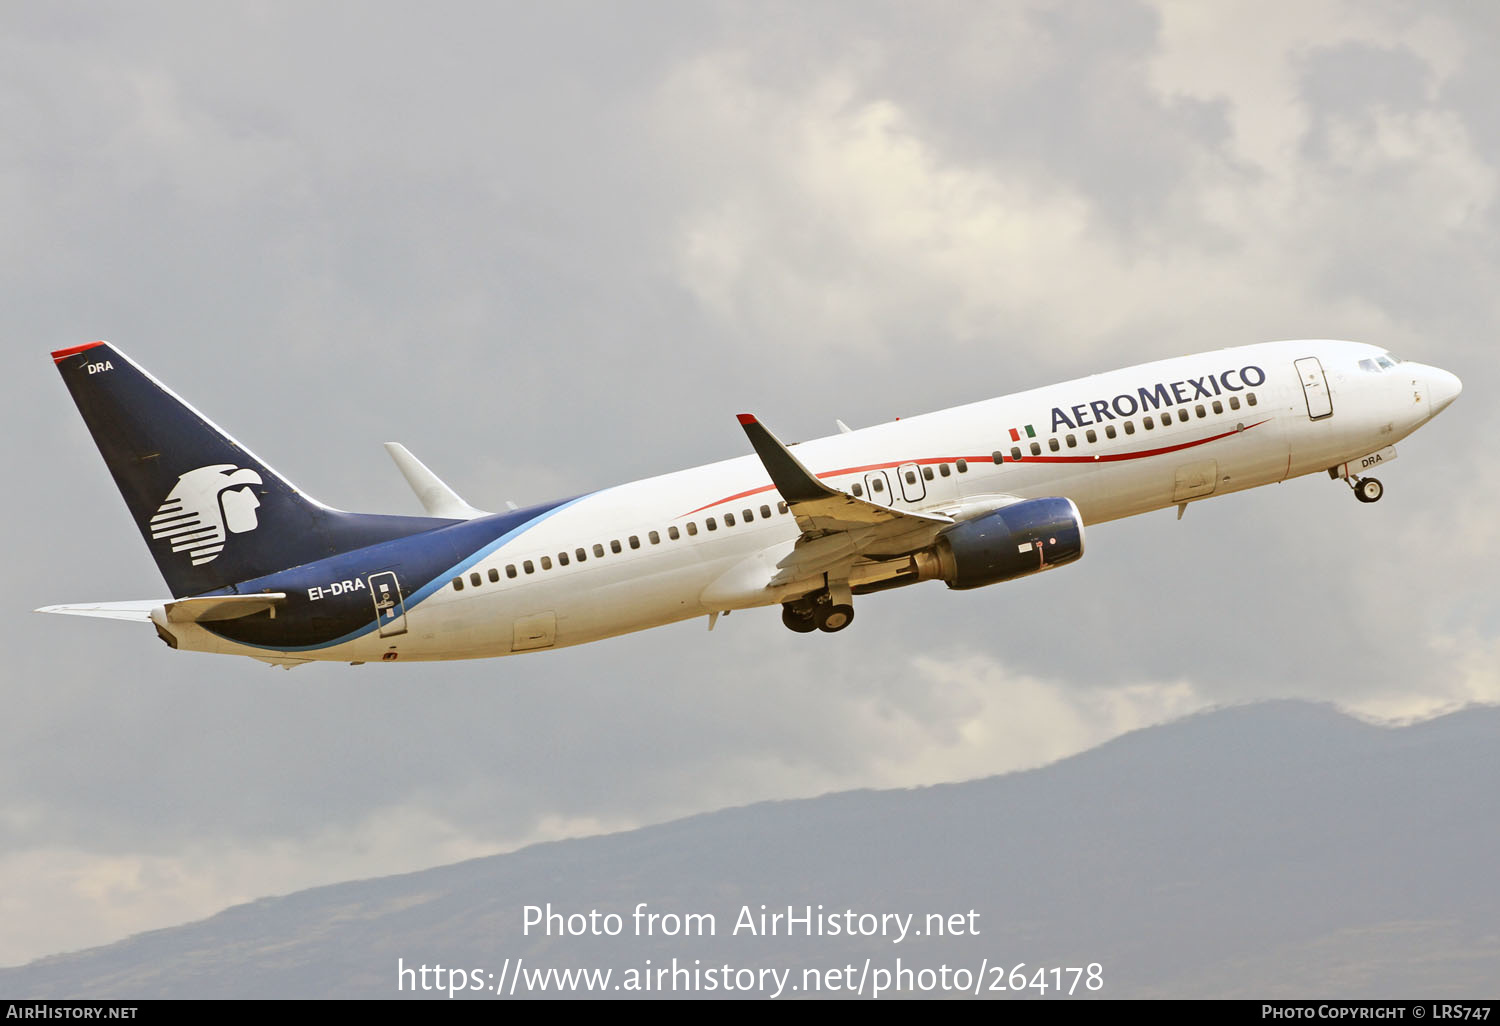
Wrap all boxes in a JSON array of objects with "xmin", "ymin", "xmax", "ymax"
[{"xmin": 168, "ymin": 339, "xmax": 1460, "ymax": 663}]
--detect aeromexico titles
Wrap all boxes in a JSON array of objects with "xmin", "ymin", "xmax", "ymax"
[{"xmin": 40, "ymin": 339, "xmax": 1460, "ymax": 666}]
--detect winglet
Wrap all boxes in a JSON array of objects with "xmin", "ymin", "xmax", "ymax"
[
  {"xmin": 736, "ymin": 414, "xmax": 839, "ymax": 503},
  {"xmin": 384, "ymin": 443, "xmax": 489, "ymax": 520}
]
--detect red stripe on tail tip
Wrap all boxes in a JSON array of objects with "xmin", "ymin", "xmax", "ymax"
[
  {"xmin": 51, "ymin": 341, "xmax": 106, "ymax": 362},
  {"xmin": 736, "ymin": 414, "xmax": 757, "ymax": 426}
]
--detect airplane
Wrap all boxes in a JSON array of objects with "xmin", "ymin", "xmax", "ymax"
[{"xmin": 39, "ymin": 339, "xmax": 1460, "ymax": 667}]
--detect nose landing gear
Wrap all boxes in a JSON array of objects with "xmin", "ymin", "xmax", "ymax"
[
  {"xmin": 1329, "ymin": 456, "xmax": 1392, "ymax": 504},
  {"xmin": 1348, "ymin": 475, "xmax": 1383, "ymax": 503}
]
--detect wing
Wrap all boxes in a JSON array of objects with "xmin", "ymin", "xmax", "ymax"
[{"xmin": 736, "ymin": 414, "xmax": 954, "ymax": 587}]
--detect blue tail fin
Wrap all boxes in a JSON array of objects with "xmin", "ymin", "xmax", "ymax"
[{"xmin": 51, "ymin": 342, "xmax": 454, "ymax": 598}]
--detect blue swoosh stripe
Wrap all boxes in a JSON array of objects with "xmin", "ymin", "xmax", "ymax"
[{"xmin": 232, "ymin": 494, "xmax": 591, "ymax": 654}]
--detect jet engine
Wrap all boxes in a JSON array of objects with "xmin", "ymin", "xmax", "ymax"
[{"xmin": 914, "ymin": 496, "xmax": 1085, "ymax": 590}]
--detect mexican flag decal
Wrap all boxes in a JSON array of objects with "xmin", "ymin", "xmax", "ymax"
[{"xmin": 1008, "ymin": 425, "xmax": 1037, "ymax": 442}]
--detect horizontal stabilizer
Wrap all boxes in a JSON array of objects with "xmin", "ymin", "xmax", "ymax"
[
  {"xmin": 36, "ymin": 601, "xmax": 161, "ymax": 622},
  {"xmin": 384, "ymin": 443, "xmax": 489, "ymax": 520},
  {"xmin": 37, "ymin": 594, "xmax": 288, "ymax": 624},
  {"xmin": 164, "ymin": 593, "xmax": 286, "ymax": 623}
]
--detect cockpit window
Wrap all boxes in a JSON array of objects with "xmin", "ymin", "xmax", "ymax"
[
  {"xmin": 1376, "ymin": 355, "xmax": 1396, "ymax": 369},
  {"xmin": 1359, "ymin": 358, "xmax": 1379, "ymax": 373}
]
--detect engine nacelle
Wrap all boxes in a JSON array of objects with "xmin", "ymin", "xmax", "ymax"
[{"xmin": 916, "ymin": 497, "xmax": 1085, "ymax": 590}]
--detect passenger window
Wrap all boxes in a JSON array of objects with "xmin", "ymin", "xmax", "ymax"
[
  {"xmin": 956, "ymin": 458, "xmax": 968, "ymax": 472},
  {"xmin": 1247, "ymin": 393, "xmax": 1258, "ymax": 406},
  {"xmin": 1144, "ymin": 416, "xmax": 1154, "ymax": 430},
  {"xmin": 1161, "ymin": 411, "xmax": 1172, "ymax": 425},
  {"xmin": 759, "ymin": 505, "xmax": 771, "ymax": 518},
  {"xmin": 742, "ymin": 508, "xmax": 753, "ymax": 522},
  {"xmin": 1011, "ymin": 446, "xmax": 1022, "ymax": 461},
  {"xmin": 469, "ymin": 572, "xmax": 481, "ymax": 587},
  {"xmin": 558, "ymin": 552, "xmax": 569, "ymax": 566},
  {"xmin": 649, "ymin": 531, "xmax": 660, "ymax": 544},
  {"xmin": 724, "ymin": 513, "xmax": 735, "ymax": 526},
  {"xmin": 906, "ymin": 470, "xmax": 918, "ymax": 483},
  {"xmin": 991, "ymin": 452, "xmax": 1003, "ymax": 465},
  {"xmin": 922, "ymin": 466, "xmax": 934, "ymax": 480},
  {"xmin": 872, "ymin": 478, "xmax": 884, "ymax": 493},
  {"xmin": 452, "ymin": 577, "xmax": 464, "ymax": 591},
  {"xmin": 506, "ymin": 564, "xmax": 517, "ymax": 579},
  {"xmin": 1103, "ymin": 425, "xmax": 1115, "ymax": 439},
  {"xmin": 593, "ymin": 543, "xmax": 604, "ymax": 558},
  {"xmin": 488, "ymin": 568, "xmax": 500, "ymax": 583},
  {"xmin": 610, "ymin": 539, "xmax": 621, "ymax": 554},
  {"xmin": 1124, "ymin": 421, "xmax": 1135, "ymax": 435},
  {"xmin": 1212, "ymin": 400, "xmax": 1223, "ymax": 414},
  {"xmin": 573, "ymin": 548, "xmax": 585, "ymax": 562},
  {"xmin": 668, "ymin": 526, "xmax": 680, "ymax": 540},
  {"xmin": 1048, "ymin": 437, "xmax": 1060, "ymax": 452},
  {"xmin": 629, "ymin": 535, "xmax": 641, "ymax": 548},
  {"xmin": 1066, "ymin": 434, "xmax": 1077, "ymax": 448},
  {"xmin": 1195, "ymin": 404, "xmax": 1206, "ymax": 418},
  {"xmin": 852, "ymin": 482, "xmax": 864, "ymax": 497},
  {"xmin": 1030, "ymin": 441, "xmax": 1041, "ymax": 456},
  {"xmin": 540, "ymin": 556, "xmax": 552, "ymax": 570},
  {"xmin": 523, "ymin": 559, "xmax": 535, "ymax": 574},
  {"xmin": 939, "ymin": 464, "xmax": 951, "ymax": 477},
  {"xmin": 1229, "ymin": 396, "xmax": 1240, "ymax": 411},
  {"xmin": 707, "ymin": 517, "xmax": 718, "ymax": 531},
  {"xmin": 777, "ymin": 502, "xmax": 788, "ymax": 514}
]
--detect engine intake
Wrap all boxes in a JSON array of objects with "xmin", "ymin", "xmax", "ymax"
[{"xmin": 916, "ymin": 497, "xmax": 1085, "ymax": 590}]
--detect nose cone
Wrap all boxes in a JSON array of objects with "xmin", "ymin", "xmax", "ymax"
[{"xmin": 1428, "ymin": 367, "xmax": 1462, "ymax": 416}]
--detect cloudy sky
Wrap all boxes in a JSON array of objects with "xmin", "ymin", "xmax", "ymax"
[{"xmin": 3, "ymin": 0, "xmax": 1496, "ymax": 967}]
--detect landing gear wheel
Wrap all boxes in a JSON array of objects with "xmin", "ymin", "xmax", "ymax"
[
  {"xmin": 815, "ymin": 603, "xmax": 855, "ymax": 633},
  {"xmin": 781, "ymin": 603, "xmax": 818, "ymax": 633},
  {"xmin": 1355, "ymin": 477, "xmax": 1383, "ymax": 503}
]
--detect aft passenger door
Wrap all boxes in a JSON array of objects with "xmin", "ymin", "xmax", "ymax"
[
  {"xmin": 368, "ymin": 571, "xmax": 408, "ymax": 638},
  {"xmin": 1295, "ymin": 357, "xmax": 1333, "ymax": 421}
]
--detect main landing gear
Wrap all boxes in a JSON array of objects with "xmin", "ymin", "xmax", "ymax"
[
  {"xmin": 781, "ymin": 583, "xmax": 855, "ymax": 634},
  {"xmin": 1350, "ymin": 475, "xmax": 1383, "ymax": 504}
]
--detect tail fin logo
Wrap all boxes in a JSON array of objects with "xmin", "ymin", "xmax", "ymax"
[{"xmin": 149, "ymin": 465, "xmax": 264, "ymax": 566}]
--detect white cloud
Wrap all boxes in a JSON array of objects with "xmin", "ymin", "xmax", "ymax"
[
  {"xmin": 1146, "ymin": 0, "xmax": 1469, "ymax": 168},
  {"xmin": 658, "ymin": 56, "xmax": 1104, "ymax": 361},
  {"xmin": 658, "ymin": 9, "xmax": 1496, "ymax": 384}
]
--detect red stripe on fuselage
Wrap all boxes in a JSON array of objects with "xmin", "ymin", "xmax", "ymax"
[{"xmin": 678, "ymin": 420, "xmax": 1269, "ymax": 517}]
